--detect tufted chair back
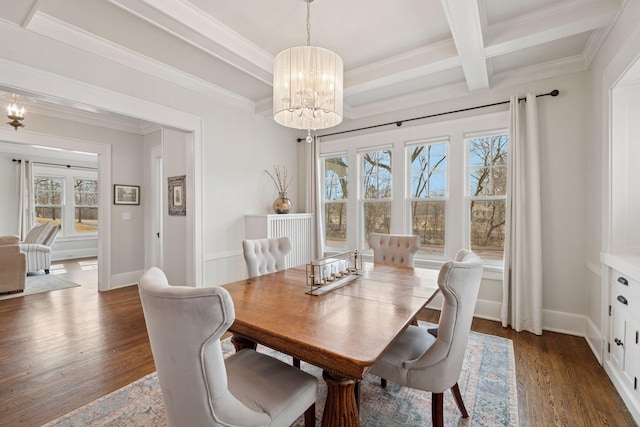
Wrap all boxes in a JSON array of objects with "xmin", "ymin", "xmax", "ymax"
[
  {"xmin": 242, "ymin": 237, "xmax": 291, "ymax": 278},
  {"xmin": 368, "ymin": 233, "xmax": 421, "ymax": 267}
]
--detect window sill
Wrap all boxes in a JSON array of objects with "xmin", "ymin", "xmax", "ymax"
[{"xmin": 55, "ymin": 234, "xmax": 98, "ymax": 243}]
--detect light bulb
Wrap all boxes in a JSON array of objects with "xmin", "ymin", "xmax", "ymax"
[{"xmin": 306, "ymin": 130, "xmax": 313, "ymax": 143}]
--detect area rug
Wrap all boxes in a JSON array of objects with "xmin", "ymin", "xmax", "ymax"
[
  {"xmin": 44, "ymin": 322, "xmax": 518, "ymax": 426},
  {"xmin": 0, "ymin": 274, "xmax": 80, "ymax": 301}
]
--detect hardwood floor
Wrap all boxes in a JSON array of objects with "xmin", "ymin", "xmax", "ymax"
[{"xmin": 0, "ymin": 259, "xmax": 636, "ymax": 426}]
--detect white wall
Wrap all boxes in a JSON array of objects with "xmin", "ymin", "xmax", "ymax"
[{"xmin": 585, "ymin": 0, "xmax": 640, "ymax": 360}]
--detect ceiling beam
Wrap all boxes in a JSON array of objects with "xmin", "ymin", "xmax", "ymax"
[
  {"xmin": 484, "ymin": 0, "xmax": 619, "ymax": 58},
  {"xmin": 440, "ymin": 0, "xmax": 489, "ymax": 92}
]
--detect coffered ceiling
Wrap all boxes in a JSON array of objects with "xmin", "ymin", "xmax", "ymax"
[{"xmin": 0, "ymin": 0, "xmax": 624, "ymax": 124}]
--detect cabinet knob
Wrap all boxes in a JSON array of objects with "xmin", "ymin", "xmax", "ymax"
[
  {"xmin": 614, "ymin": 338, "xmax": 624, "ymax": 347},
  {"xmin": 617, "ymin": 295, "xmax": 628, "ymax": 305},
  {"xmin": 617, "ymin": 276, "xmax": 629, "ymax": 286}
]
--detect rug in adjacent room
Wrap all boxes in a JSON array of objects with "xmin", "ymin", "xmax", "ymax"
[{"xmin": 0, "ymin": 274, "xmax": 80, "ymax": 301}]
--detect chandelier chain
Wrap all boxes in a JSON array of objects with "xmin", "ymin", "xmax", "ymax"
[{"xmin": 306, "ymin": 0, "xmax": 311, "ymax": 46}]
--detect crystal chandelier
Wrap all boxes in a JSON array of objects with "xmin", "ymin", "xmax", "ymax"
[
  {"xmin": 273, "ymin": 0, "xmax": 343, "ymax": 142},
  {"xmin": 7, "ymin": 94, "xmax": 25, "ymax": 131}
]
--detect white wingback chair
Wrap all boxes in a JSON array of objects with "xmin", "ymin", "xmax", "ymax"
[
  {"xmin": 370, "ymin": 249, "xmax": 483, "ymax": 427},
  {"xmin": 242, "ymin": 237, "xmax": 291, "ymax": 278},
  {"xmin": 20, "ymin": 222, "xmax": 59, "ymax": 274},
  {"xmin": 138, "ymin": 267, "xmax": 317, "ymax": 427},
  {"xmin": 368, "ymin": 233, "xmax": 420, "ymax": 267}
]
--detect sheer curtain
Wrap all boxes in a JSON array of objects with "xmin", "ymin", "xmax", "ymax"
[
  {"xmin": 17, "ymin": 159, "xmax": 33, "ymax": 240},
  {"xmin": 304, "ymin": 135, "xmax": 324, "ymax": 260},
  {"xmin": 501, "ymin": 94, "xmax": 543, "ymax": 335}
]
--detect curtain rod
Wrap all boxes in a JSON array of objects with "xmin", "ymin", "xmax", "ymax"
[
  {"xmin": 297, "ymin": 89, "xmax": 560, "ymax": 142},
  {"xmin": 12, "ymin": 158, "xmax": 97, "ymax": 171}
]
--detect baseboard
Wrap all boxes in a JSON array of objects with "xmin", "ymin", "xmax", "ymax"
[
  {"xmin": 110, "ymin": 270, "xmax": 144, "ymax": 290},
  {"xmin": 584, "ymin": 317, "xmax": 604, "ymax": 364},
  {"xmin": 52, "ymin": 248, "xmax": 98, "ymax": 261}
]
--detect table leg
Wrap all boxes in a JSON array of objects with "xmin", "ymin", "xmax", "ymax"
[
  {"xmin": 230, "ymin": 334, "xmax": 257, "ymax": 352},
  {"xmin": 321, "ymin": 370, "xmax": 360, "ymax": 427}
]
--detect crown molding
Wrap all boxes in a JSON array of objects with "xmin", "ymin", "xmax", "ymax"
[
  {"xmin": 25, "ymin": 11, "xmax": 256, "ymax": 113},
  {"xmin": 491, "ymin": 55, "xmax": 587, "ymax": 89}
]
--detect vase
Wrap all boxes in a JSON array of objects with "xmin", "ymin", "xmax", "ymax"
[{"xmin": 273, "ymin": 192, "xmax": 292, "ymax": 214}]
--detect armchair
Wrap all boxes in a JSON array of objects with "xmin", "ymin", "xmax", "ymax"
[
  {"xmin": 20, "ymin": 222, "xmax": 59, "ymax": 274},
  {"xmin": 138, "ymin": 267, "xmax": 317, "ymax": 427},
  {"xmin": 370, "ymin": 249, "xmax": 483, "ymax": 427},
  {"xmin": 0, "ymin": 235, "xmax": 26, "ymax": 293}
]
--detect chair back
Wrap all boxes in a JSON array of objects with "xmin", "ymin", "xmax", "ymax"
[
  {"xmin": 139, "ymin": 267, "xmax": 270, "ymax": 427},
  {"xmin": 368, "ymin": 233, "xmax": 420, "ymax": 267},
  {"xmin": 242, "ymin": 237, "xmax": 291, "ymax": 278},
  {"xmin": 23, "ymin": 223, "xmax": 59, "ymax": 246},
  {"xmin": 405, "ymin": 249, "xmax": 483, "ymax": 391}
]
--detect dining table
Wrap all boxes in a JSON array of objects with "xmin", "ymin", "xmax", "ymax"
[{"xmin": 222, "ymin": 261, "xmax": 440, "ymax": 427}]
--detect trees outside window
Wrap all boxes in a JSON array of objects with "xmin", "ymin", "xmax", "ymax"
[
  {"xmin": 468, "ymin": 135, "xmax": 508, "ymax": 260},
  {"xmin": 361, "ymin": 150, "xmax": 392, "ymax": 246},
  {"xmin": 74, "ymin": 179, "xmax": 98, "ymax": 233},
  {"xmin": 323, "ymin": 156, "xmax": 348, "ymax": 248},
  {"xmin": 408, "ymin": 142, "xmax": 447, "ymax": 255},
  {"xmin": 34, "ymin": 177, "xmax": 64, "ymax": 227}
]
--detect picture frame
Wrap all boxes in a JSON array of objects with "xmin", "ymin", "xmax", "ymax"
[
  {"xmin": 113, "ymin": 184, "xmax": 140, "ymax": 205},
  {"xmin": 168, "ymin": 175, "xmax": 186, "ymax": 216}
]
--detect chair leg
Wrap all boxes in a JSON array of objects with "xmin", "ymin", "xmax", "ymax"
[
  {"xmin": 45, "ymin": 269, "xmax": 50, "ymax": 274},
  {"xmin": 431, "ymin": 392, "xmax": 444, "ymax": 427},
  {"xmin": 294, "ymin": 357, "xmax": 301, "ymax": 368},
  {"xmin": 380, "ymin": 378, "xmax": 387, "ymax": 388},
  {"xmin": 304, "ymin": 403, "xmax": 315, "ymax": 427},
  {"xmin": 451, "ymin": 383, "xmax": 468, "ymax": 418}
]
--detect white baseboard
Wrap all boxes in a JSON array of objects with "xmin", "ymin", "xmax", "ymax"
[
  {"xmin": 110, "ymin": 270, "xmax": 144, "ymax": 290},
  {"xmin": 52, "ymin": 248, "xmax": 97, "ymax": 261},
  {"xmin": 584, "ymin": 317, "xmax": 604, "ymax": 364}
]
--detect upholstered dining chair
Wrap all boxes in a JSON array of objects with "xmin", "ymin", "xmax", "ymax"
[
  {"xmin": 20, "ymin": 222, "xmax": 59, "ymax": 274},
  {"xmin": 241, "ymin": 236, "xmax": 301, "ymax": 368},
  {"xmin": 368, "ymin": 233, "xmax": 420, "ymax": 267},
  {"xmin": 242, "ymin": 237, "xmax": 291, "ymax": 278},
  {"xmin": 370, "ymin": 249, "xmax": 483, "ymax": 427},
  {"xmin": 138, "ymin": 267, "xmax": 317, "ymax": 427}
]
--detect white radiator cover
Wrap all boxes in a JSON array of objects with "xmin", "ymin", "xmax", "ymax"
[{"xmin": 245, "ymin": 214, "xmax": 315, "ymax": 268}]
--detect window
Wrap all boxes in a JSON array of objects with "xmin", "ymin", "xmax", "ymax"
[
  {"xmin": 74, "ymin": 179, "xmax": 98, "ymax": 233},
  {"xmin": 34, "ymin": 176, "xmax": 64, "ymax": 227},
  {"xmin": 323, "ymin": 156, "xmax": 348, "ymax": 249},
  {"xmin": 468, "ymin": 134, "xmax": 508, "ymax": 260},
  {"xmin": 408, "ymin": 142, "xmax": 447, "ymax": 255},
  {"xmin": 361, "ymin": 149, "xmax": 392, "ymax": 246}
]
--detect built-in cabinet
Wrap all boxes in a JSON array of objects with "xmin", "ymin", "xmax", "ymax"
[
  {"xmin": 245, "ymin": 214, "xmax": 315, "ymax": 268},
  {"xmin": 602, "ymin": 255, "xmax": 640, "ymax": 421}
]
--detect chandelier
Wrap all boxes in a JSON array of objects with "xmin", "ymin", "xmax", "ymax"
[
  {"xmin": 273, "ymin": 0, "xmax": 343, "ymax": 142},
  {"xmin": 7, "ymin": 94, "xmax": 25, "ymax": 131}
]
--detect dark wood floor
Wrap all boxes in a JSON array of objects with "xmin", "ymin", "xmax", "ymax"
[{"xmin": 0, "ymin": 260, "xmax": 636, "ymax": 426}]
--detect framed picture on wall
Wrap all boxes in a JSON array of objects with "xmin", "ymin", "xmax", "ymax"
[
  {"xmin": 113, "ymin": 184, "xmax": 140, "ymax": 205},
  {"xmin": 168, "ymin": 175, "xmax": 186, "ymax": 216}
]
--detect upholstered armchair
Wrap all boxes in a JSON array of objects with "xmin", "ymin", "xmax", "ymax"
[
  {"xmin": 370, "ymin": 249, "xmax": 483, "ymax": 427},
  {"xmin": 368, "ymin": 233, "xmax": 421, "ymax": 267},
  {"xmin": 138, "ymin": 267, "xmax": 317, "ymax": 427},
  {"xmin": 242, "ymin": 237, "xmax": 291, "ymax": 278},
  {"xmin": 20, "ymin": 223, "xmax": 59, "ymax": 274},
  {"xmin": 0, "ymin": 235, "xmax": 26, "ymax": 293}
]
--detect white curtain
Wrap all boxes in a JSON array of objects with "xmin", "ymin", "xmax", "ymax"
[
  {"xmin": 501, "ymin": 94, "xmax": 543, "ymax": 335},
  {"xmin": 304, "ymin": 135, "xmax": 324, "ymax": 259},
  {"xmin": 17, "ymin": 159, "xmax": 33, "ymax": 240}
]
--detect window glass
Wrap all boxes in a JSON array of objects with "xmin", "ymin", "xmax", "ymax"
[
  {"xmin": 408, "ymin": 142, "xmax": 447, "ymax": 255},
  {"xmin": 468, "ymin": 135, "xmax": 508, "ymax": 260},
  {"xmin": 34, "ymin": 177, "xmax": 64, "ymax": 228},
  {"xmin": 362, "ymin": 150, "xmax": 392, "ymax": 245},
  {"xmin": 323, "ymin": 157, "xmax": 348, "ymax": 248},
  {"xmin": 74, "ymin": 179, "xmax": 98, "ymax": 233}
]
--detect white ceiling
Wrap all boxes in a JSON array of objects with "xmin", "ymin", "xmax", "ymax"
[{"xmin": 0, "ymin": 0, "xmax": 624, "ymax": 131}]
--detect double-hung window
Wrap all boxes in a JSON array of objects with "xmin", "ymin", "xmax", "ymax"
[
  {"xmin": 467, "ymin": 133, "xmax": 508, "ymax": 260},
  {"xmin": 361, "ymin": 149, "xmax": 392, "ymax": 246},
  {"xmin": 407, "ymin": 141, "xmax": 448, "ymax": 256},
  {"xmin": 74, "ymin": 178, "xmax": 98, "ymax": 233},
  {"xmin": 323, "ymin": 156, "xmax": 349, "ymax": 249}
]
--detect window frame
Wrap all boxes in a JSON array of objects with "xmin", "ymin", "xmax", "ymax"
[
  {"xmin": 33, "ymin": 174, "xmax": 65, "ymax": 231},
  {"xmin": 73, "ymin": 177, "xmax": 99, "ymax": 235},
  {"xmin": 321, "ymin": 153, "xmax": 349, "ymax": 251},
  {"xmin": 359, "ymin": 147, "xmax": 393, "ymax": 249}
]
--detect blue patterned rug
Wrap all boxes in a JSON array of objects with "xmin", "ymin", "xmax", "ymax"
[{"xmin": 44, "ymin": 322, "xmax": 518, "ymax": 426}]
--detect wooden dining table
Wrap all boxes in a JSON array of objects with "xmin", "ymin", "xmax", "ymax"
[{"xmin": 223, "ymin": 262, "xmax": 440, "ymax": 427}]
